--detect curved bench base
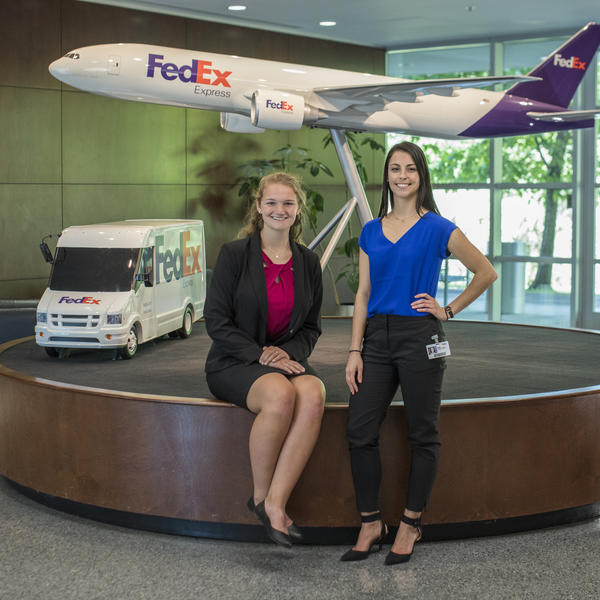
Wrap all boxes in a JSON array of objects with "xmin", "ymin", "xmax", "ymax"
[
  {"xmin": 2, "ymin": 323, "xmax": 600, "ymax": 544},
  {"xmin": 8, "ymin": 478, "xmax": 600, "ymax": 544}
]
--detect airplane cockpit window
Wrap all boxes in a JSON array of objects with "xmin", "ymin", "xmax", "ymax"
[{"xmin": 65, "ymin": 53, "xmax": 80, "ymax": 59}]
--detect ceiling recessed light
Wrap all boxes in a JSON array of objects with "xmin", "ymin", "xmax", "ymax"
[
  {"xmin": 228, "ymin": 5, "xmax": 247, "ymax": 11},
  {"xmin": 319, "ymin": 21, "xmax": 336, "ymax": 27}
]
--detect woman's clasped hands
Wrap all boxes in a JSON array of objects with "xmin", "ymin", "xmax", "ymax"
[{"xmin": 259, "ymin": 345, "xmax": 305, "ymax": 374}]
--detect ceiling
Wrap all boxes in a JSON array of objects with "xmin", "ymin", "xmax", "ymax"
[{"xmin": 80, "ymin": 0, "xmax": 599, "ymax": 49}]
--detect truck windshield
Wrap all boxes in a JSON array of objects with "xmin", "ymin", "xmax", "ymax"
[{"xmin": 49, "ymin": 247, "xmax": 141, "ymax": 292}]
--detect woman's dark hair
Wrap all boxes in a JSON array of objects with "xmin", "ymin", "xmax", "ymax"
[{"xmin": 377, "ymin": 141, "xmax": 440, "ymax": 218}]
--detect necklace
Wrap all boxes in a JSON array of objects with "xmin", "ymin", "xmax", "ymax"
[{"xmin": 262, "ymin": 245, "xmax": 290, "ymax": 259}]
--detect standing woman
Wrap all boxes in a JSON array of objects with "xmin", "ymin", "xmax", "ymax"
[
  {"xmin": 341, "ymin": 142, "xmax": 497, "ymax": 565},
  {"xmin": 204, "ymin": 172, "xmax": 325, "ymax": 549}
]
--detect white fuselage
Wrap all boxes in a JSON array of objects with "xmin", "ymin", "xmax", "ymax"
[{"xmin": 49, "ymin": 43, "xmax": 504, "ymax": 139}]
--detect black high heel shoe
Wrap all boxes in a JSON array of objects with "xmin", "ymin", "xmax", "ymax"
[
  {"xmin": 287, "ymin": 522, "xmax": 303, "ymax": 543},
  {"xmin": 247, "ymin": 497, "xmax": 293, "ymax": 548},
  {"xmin": 384, "ymin": 513, "xmax": 422, "ymax": 565},
  {"xmin": 340, "ymin": 512, "xmax": 388, "ymax": 562}
]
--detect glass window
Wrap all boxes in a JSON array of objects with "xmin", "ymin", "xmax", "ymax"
[
  {"xmin": 596, "ymin": 119, "xmax": 600, "ymax": 185},
  {"xmin": 387, "ymin": 45, "xmax": 490, "ymax": 185},
  {"xmin": 437, "ymin": 261, "xmax": 486, "ymax": 319},
  {"xmin": 436, "ymin": 259, "xmax": 488, "ymax": 320},
  {"xmin": 595, "ymin": 190, "xmax": 600, "ymax": 260},
  {"xmin": 501, "ymin": 189, "xmax": 572, "ymax": 258},
  {"xmin": 502, "ymin": 131, "xmax": 573, "ymax": 184},
  {"xmin": 597, "ymin": 56, "xmax": 600, "ymax": 104},
  {"xmin": 503, "ymin": 37, "xmax": 568, "ymax": 76},
  {"xmin": 393, "ymin": 137, "xmax": 490, "ymax": 184},
  {"xmin": 435, "ymin": 189, "xmax": 489, "ymax": 253},
  {"xmin": 595, "ymin": 191, "xmax": 599, "ymax": 312},
  {"xmin": 388, "ymin": 44, "xmax": 490, "ymax": 79},
  {"xmin": 384, "ymin": 34, "xmax": 596, "ymax": 328},
  {"xmin": 595, "ymin": 264, "xmax": 600, "ymax": 312},
  {"xmin": 433, "ymin": 189, "xmax": 490, "ymax": 320},
  {"xmin": 500, "ymin": 262, "xmax": 571, "ymax": 327},
  {"xmin": 50, "ymin": 247, "xmax": 140, "ymax": 292}
]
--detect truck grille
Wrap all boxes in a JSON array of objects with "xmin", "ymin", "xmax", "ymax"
[
  {"xmin": 49, "ymin": 337, "xmax": 100, "ymax": 343},
  {"xmin": 51, "ymin": 314, "xmax": 101, "ymax": 328}
]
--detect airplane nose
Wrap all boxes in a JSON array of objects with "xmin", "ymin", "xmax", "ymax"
[{"xmin": 48, "ymin": 57, "xmax": 70, "ymax": 79}]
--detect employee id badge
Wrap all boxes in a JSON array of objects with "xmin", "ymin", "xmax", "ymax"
[{"xmin": 426, "ymin": 340, "xmax": 451, "ymax": 360}]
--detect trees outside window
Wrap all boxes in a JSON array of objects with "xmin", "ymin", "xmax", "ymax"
[{"xmin": 388, "ymin": 34, "xmax": 598, "ymax": 327}]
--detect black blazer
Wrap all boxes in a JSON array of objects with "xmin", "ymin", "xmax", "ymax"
[{"xmin": 204, "ymin": 232, "xmax": 323, "ymax": 373}]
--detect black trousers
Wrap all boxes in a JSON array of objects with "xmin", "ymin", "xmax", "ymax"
[{"xmin": 347, "ymin": 314, "xmax": 446, "ymax": 513}]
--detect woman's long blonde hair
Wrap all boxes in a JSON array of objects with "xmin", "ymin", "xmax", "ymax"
[{"xmin": 238, "ymin": 172, "xmax": 306, "ymax": 243}]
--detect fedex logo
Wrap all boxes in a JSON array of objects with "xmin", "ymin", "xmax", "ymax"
[
  {"xmin": 59, "ymin": 296, "xmax": 101, "ymax": 304},
  {"xmin": 265, "ymin": 99, "xmax": 294, "ymax": 111},
  {"xmin": 146, "ymin": 54, "xmax": 231, "ymax": 87},
  {"xmin": 156, "ymin": 231, "xmax": 202, "ymax": 284},
  {"xmin": 553, "ymin": 54, "xmax": 586, "ymax": 70}
]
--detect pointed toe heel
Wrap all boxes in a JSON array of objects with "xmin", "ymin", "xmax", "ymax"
[
  {"xmin": 249, "ymin": 497, "xmax": 293, "ymax": 549},
  {"xmin": 384, "ymin": 549, "xmax": 412, "ymax": 565},
  {"xmin": 287, "ymin": 522, "xmax": 303, "ymax": 543},
  {"xmin": 340, "ymin": 512, "xmax": 388, "ymax": 562},
  {"xmin": 385, "ymin": 513, "xmax": 422, "ymax": 566}
]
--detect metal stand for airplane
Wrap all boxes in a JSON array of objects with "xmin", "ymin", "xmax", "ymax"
[{"xmin": 308, "ymin": 129, "xmax": 373, "ymax": 269}]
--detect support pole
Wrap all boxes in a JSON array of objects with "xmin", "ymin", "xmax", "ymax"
[
  {"xmin": 319, "ymin": 197, "xmax": 358, "ymax": 270},
  {"xmin": 308, "ymin": 202, "xmax": 352, "ymax": 250},
  {"xmin": 330, "ymin": 129, "xmax": 373, "ymax": 226}
]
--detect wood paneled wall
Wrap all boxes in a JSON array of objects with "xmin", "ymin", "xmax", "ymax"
[{"xmin": 0, "ymin": 0, "xmax": 385, "ymax": 303}]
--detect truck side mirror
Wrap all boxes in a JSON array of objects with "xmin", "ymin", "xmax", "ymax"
[
  {"xmin": 135, "ymin": 272, "xmax": 153, "ymax": 287},
  {"xmin": 40, "ymin": 242, "xmax": 54, "ymax": 264}
]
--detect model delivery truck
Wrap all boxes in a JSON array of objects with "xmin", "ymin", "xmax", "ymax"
[{"xmin": 35, "ymin": 219, "xmax": 206, "ymax": 359}]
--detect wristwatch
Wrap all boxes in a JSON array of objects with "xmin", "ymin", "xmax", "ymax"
[{"xmin": 444, "ymin": 305, "xmax": 454, "ymax": 320}]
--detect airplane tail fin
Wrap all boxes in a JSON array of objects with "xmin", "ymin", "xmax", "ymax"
[{"xmin": 508, "ymin": 22, "xmax": 600, "ymax": 108}]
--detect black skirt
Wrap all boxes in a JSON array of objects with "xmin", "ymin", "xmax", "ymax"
[{"xmin": 206, "ymin": 360, "xmax": 319, "ymax": 410}]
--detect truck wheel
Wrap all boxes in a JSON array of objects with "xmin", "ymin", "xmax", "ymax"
[
  {"xmin": 45, "ymin": 347, "xmax": 59, "ymax": 358},
  {"xmin": 178, "ymin": 306, "xmax": 194, "ymax": 339},
  {"xmin": 119, "ymin": 326, "xmax": 138, "ymax": 359}
]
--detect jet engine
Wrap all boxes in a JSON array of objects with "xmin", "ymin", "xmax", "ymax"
[
  {"xmin": 220, "ymin": 112, "xmax": 265, "ymax": 133},
  {"xmin": 251, "ymin": 90, "xmax": 321, "ymax": 130}
]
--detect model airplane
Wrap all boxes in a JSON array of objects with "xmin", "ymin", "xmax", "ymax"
[{"xmin": 49, "ymin": 22, "xmax": 599, "ymax": 140}]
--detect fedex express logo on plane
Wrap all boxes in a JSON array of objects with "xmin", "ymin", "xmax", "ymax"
[
  {"xmin": 553, "ymin": 54, "xmax": 586, "ymax": 70},
  {"xmin": 146, "ymin": 53, "xmax": 231, "ymax": 86}
]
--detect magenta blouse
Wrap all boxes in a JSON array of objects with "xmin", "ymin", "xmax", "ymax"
[{"xmin": 262, "ymin": 251, "xmax": 295, "ymax": 341}]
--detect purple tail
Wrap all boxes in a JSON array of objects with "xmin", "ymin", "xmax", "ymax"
[{"xmin": 508, "ymin": 22, "xmax": 600, "ymax": 108}]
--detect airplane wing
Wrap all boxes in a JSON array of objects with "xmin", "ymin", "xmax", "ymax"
[
  {"xmin": 526, "ymin": 109, "xmax": 600, "ymax": 122},
  {"xmin": 314, "ymin": 75, "xmax": 541, "ymax": 101}
]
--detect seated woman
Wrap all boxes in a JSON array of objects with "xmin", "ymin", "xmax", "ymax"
[{"xmin": 204, "ymin": 172, "xmax": 326, "ymax": 548}]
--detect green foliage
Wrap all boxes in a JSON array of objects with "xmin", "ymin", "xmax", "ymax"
[
  {"xmin": 335, "ymin": 236, "xmax": 360, "ymax": 294},
  {"xmin": 502, "ymin": 132, "xmax": 572, "ymax": 185},
  {"xmin": 413, "ymin": 138, "xmax": 490, "ymax": 183}
]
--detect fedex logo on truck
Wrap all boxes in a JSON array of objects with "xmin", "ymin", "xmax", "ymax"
[
  {"xmin": 156, "ymin": 231, "xmax": 202, "ymax": 284},
  {"xmin": 265, "ymin": 99, "xmax": 294, "ymax": 111},
  {"xmin": 553, "ymin": 54, "xmax": 586, "ymax": 70},
  {"xmin": 146, "ymin": 54, "xmax": 232, "ymax": 86},
  {"xmin": 59, "ymin": 296, "xmax": 101, "ymax": 304}
]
